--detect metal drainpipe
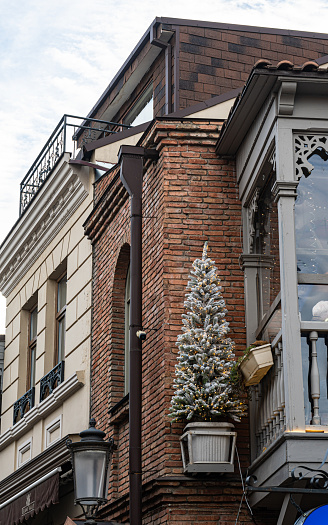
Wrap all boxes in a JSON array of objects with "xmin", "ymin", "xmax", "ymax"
[
  {"xmin": 118, "ymin": 145, "xmax": 158, "ymax": 525},
  {"xmin": 150, "ymin": 36, "xmax": 173, "ymax": 114}
]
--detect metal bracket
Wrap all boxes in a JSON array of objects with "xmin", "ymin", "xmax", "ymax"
[{"xmin": 246, "ymin": 450, "xmax": 328, "ymax": 495}]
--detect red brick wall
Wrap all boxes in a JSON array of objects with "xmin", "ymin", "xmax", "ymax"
[{"xmin": 85, "ymin": 118, "xmax": 270, "ymax": 523}]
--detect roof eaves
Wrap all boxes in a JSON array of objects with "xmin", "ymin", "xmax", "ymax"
[
  {"xmin": 216, "ymin": 61, "xmax": 328, "ymax": 156},
  {"xmin": 157, "ymin": 16, "xmax": 328, "ymax": 39},
  {"xmin": 85, "ymin": 17, "xmax": 160, "ymax": 120},
  {"xmin": 83, "ymin": 121, "xmax": 151, "ymax": 153}
]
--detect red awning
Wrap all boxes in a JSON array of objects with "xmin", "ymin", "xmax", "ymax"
[{"xmin": 0, "ymin": 473, "xmax": 59, "ymax": 524}]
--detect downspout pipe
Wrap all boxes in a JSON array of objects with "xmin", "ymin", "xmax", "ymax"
[
  {"xmin": 118, "ymin": 145, "xmax": 158, "ymax": 525},
  {"xmin": 150, "ymin": 28, "xmax": 173, "ymax": 114}
]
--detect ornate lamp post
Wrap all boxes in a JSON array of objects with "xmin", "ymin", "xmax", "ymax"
[{"xmin": 67, "ymin": 419, "xmax": 115, "ymax": 524}]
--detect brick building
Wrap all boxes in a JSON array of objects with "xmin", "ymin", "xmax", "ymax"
[
  {"xmin": 81, "ymin": 17, "xmax": 328, "ymax": 525},
  {"xmin": 1, "ymin": 16, "xmax": 328, "ymax": 525}
]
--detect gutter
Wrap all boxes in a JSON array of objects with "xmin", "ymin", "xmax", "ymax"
[
  {"xmin": 118, "ymin": 145, "xmax": 159, "ymax": 525},
  {"xmin": 150, "ymin": 27, "xmax": 173, "ymax": 114}
]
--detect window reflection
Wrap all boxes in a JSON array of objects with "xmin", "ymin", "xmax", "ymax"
[
  {"xmin": 295, "ymin": 154, "xmax": 328, "ymax": 275},
  {"xmin": 299, "ymin": 284, "xmax": 328, "ymax": 322},
  {"xmin": 56, "ymin": 274, "xmax": 67, "ymax": 363},
  {"xmin": 296, "ymin": 153, "xmax": 328, "ymax": 323},
  {"xmin": 253, "ymin": 172, "xmax": 280, "ymax": 317},
  {"xmin": 29, "ymin": 307, "xmax": 37, "ymax": 389}
]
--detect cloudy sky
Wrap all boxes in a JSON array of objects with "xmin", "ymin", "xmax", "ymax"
[{"xmin": 0, "ymin": 0, "xmax": 328, "ymax": 330}]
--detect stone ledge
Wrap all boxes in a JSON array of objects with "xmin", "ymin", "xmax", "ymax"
[{"xmin": 0, "ymin": 371, "xmax": 84, "ymax": 451}]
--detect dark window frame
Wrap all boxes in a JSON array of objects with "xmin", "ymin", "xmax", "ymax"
[
  {"xmin": 27, "ymin": 305, "xmax": 38, "ymax": 391},
  {"xmin": 55, "ymin": 272, "xmax": 67, "ymax": 365}
]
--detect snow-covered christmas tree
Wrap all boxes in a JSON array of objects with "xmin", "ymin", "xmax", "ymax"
[{"xmin": 170, "ymin": 242, "xmax": 245, "ymax": 422}]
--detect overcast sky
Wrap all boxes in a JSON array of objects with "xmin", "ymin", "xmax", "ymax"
[{"xmin": 0, "ymin": 0, "xmax": 328, "ymax": 331}]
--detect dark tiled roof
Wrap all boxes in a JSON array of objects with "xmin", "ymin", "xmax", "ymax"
[{"xmin": 253, "ymin": 58, "xmax": 327, "ymax": 71}]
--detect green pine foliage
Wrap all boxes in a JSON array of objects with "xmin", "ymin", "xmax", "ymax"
[{"xmin": 170, "ymin": 242, "xmax": 246, "ymax": 422}]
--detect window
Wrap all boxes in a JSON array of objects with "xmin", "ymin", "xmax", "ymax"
[
  {"xmin": 27, "ymin": 306, "xmax": 37, "ymax": 390},
  {"xmin": 124, "ymin": 265, "xmax": 130, "ymax": 395},
  {"xmin": 295, "ymin": 153, "xmax": 328, "ymax": 322},
  {"xmin": 293, "ymin": 139, "xmax": 328, "ymax": 426},
  {"xmin": 56, "ymin": 274, "xmax": 67, "ymax": 364},
  {"xmin": 123, "ymin": 83, "xmax": 153, "ymax": 127},
  {"xmin": 245, "ymin": 169, "xmax": 282, "ymax": 344},
  {"xmin": 253, "ymin": 171, "xmax": 280, "ymax": 320}
]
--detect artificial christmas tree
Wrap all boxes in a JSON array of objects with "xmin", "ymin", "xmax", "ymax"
[
  {"xmin": 170, "ymin": 243, "xmax": 246, "ymax": 472},
  {"xmin": 170, "ymin": 242, "xmax": 245, "ymax": 422}
]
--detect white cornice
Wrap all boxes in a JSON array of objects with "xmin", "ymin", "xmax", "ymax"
[
  {"xmin": 0, "ymin": 155, "xmax": 90, "ymax": 297},
  {"xmin": 0, "ymin": 371, "xmax": 84, "ymax": 451}
]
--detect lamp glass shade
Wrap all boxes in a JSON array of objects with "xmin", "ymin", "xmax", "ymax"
[{"xmin": 73, "ymin": 448, "xmax": 110, "ymax": 505}]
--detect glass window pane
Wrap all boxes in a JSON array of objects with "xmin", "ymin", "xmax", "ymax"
[
  {"xmin": 29, "ymin": 307, "xmax": 37, "ymax": 389},
  {"xmin": 295, "ymin": 154, "xmax": 328, "ymax": 275},
  {"xmin": 298, "ymin": 284, "xmax": 328, "ymax": 321},
  {"xmin": 129, "ymin": 96, "xmax": 153, "ymax": 127},
  {"xmin": 30, "ymin": 345, "xmax": 36, "ymax": 388},
  {"xmin": 30, "ymin": 308, "xmax": 37, "ymax": 340},
  {"xmin": 123, "ymin": 84, "xmax": 153, "ymax": 126},
  {"xmin": 57, "ymin": 276, "xmax": 67, "ymax": 312},
  {"xmin": 58, "ymin": 316, "xmax": 66, "ymax": 362},
  {"xmin": 254, "ymin": 173, "xmax": 280, "ymax": 317},
  {"xmin": 262, "ymin": 307, "xmax": 282, "ymax": 342}
]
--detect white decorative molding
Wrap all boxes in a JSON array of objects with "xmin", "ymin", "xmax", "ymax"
[
  {"xmin": 0, "ymin": 371, "xmax": 84, "ymax": 451},
  {"xmin": 272, "ymin": 180, "xmax": 298, "ymax": 201},
  {"xmin": 295, "ymin": 134, "xmax": 328, "ymax": 180},
  {"xmin": 278, "ymin": 81, "xmax": 297, "ymax": 116},
  {"xmin": 0, "ymin": 155, "xmax": 90, "ymax": 297},
  {"xmin": 248, "ymin": 188, "xmax": 260, "ymax": 253},
  {"xmin": 45, "ymin": 415, "xmax": 62, "ymax": 448},
  {"xmin": 17, "ymin": 438, "xmax": 32, "ymax": 467}
]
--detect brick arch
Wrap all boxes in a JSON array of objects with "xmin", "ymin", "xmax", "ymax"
[{"xmin": 109, "ymin": 243, "xmax": 130, "ymax": 408}]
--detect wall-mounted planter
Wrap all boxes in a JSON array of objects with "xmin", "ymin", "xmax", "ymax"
[
  {"xmin": 180, "ymin": 422, "xmax": 237, "ymax": 474},
  {"xmin": 240, "ymin": 343, "xmax": 273, "ymax": 386}
]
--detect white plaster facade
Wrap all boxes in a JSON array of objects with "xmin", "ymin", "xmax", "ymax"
[{"xmin": 0, "ymin": 152, "xmax": 93, "ymax": 521}]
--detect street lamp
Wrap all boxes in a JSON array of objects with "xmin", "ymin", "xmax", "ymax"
[{"xmin": 67, "ymin": 419, "xmax": 115, "ymax": 524}]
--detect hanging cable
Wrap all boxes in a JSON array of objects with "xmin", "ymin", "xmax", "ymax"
[{"xmin": 235, "ymin": 447, "xmax": 258, "ymax": 525}]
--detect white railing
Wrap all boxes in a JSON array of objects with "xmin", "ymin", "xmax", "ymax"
[
  {"xmin": 301, "ymin": 322, "xmax": 328, "ymax": 427},
  {"xmin": 253, "ymin": 322, "xmax": 328, "ymax": 459},
  {"xmin": 253, "ymin": 332, "xmax": 286, "ymax": 455}
]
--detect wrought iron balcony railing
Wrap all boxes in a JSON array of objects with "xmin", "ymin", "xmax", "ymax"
[
  {"xmin": 39, "ymin": 361, "xmax": 65, "ymax": 402},
  {"xmin": 13, "ymin": 387, "xmax": 35, "ymax": 424},
  {"xmin": 19, "ymin": 114, "xmax": 131, "ymax": 215}
]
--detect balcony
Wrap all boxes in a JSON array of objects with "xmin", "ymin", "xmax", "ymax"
[
  {"xmin": 248, "ymin": 303, "xmax": 328, "ymax": 507},
  {"xmin": 19, "ymin": 114, "xmax": 130, "ymax": 215},
  {"xmin": 40, "ymin": 361, "xmax": 65, "ymax": 402},
  {"xmin": 13, "ymin": 387, "xmax": 35, "ymax": 425}
]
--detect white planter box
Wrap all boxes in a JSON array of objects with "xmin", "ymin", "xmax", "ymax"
[
  {"xmin": 240, "ymin": 343, "xmax": 273, "ymax": 386},
  {"xmin": 180, "ymin": 422, "xmax": 236, "ymax": 474}
]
